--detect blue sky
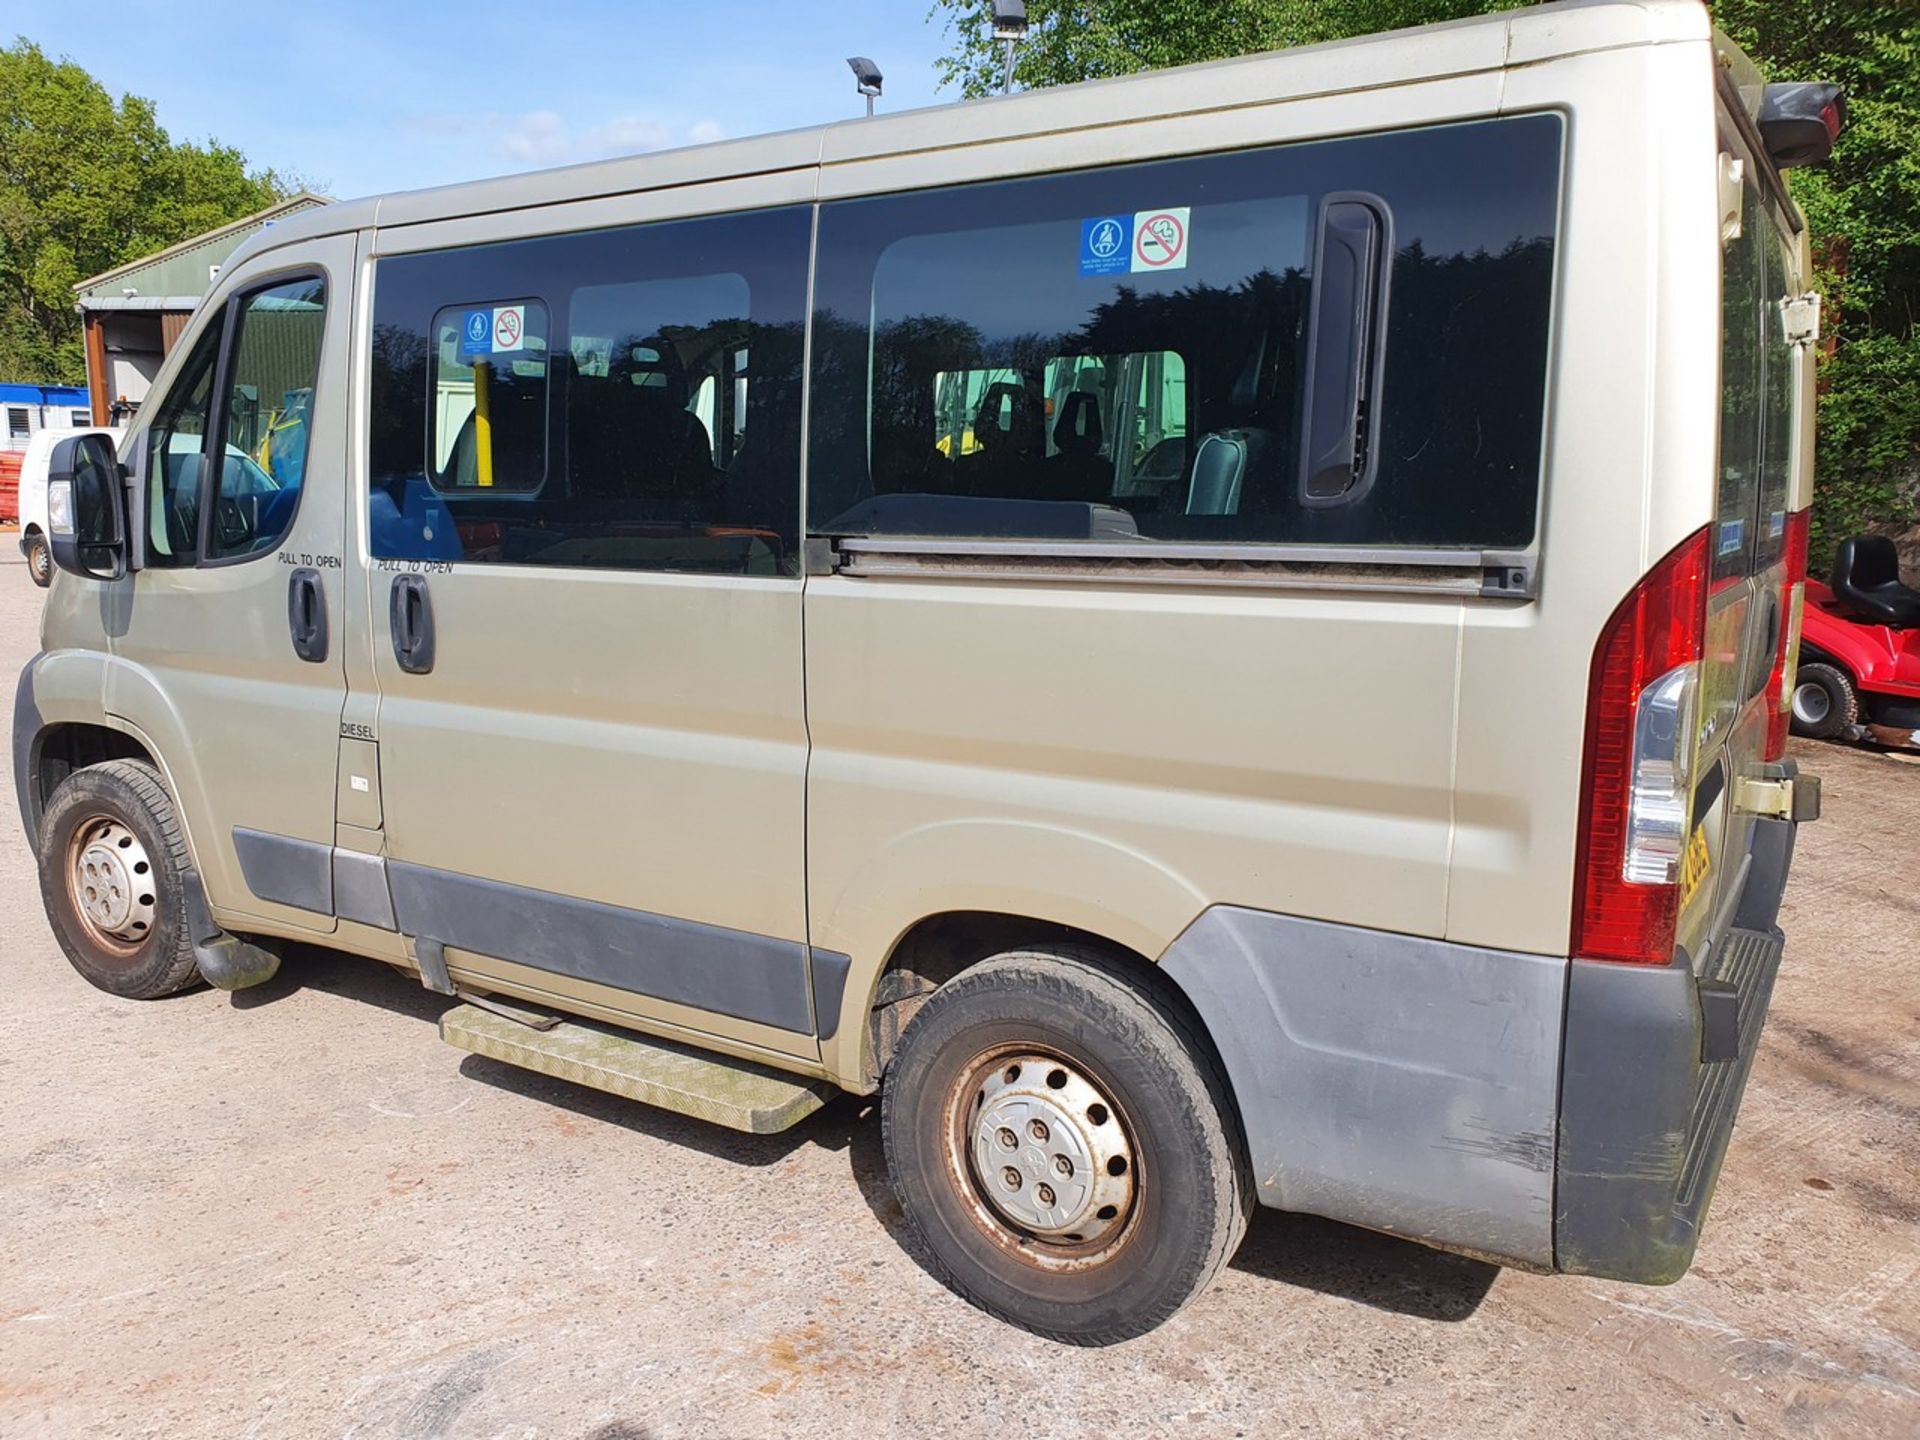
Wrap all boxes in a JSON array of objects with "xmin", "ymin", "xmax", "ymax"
[{"xmin": 14, "ymin": 1, "xmax": 965, "ymax": 200}]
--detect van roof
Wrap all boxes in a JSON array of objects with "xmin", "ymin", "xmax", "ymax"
[{"xmin": 248, "ymin": 0, "xmax": 1710, "ymax": 254}]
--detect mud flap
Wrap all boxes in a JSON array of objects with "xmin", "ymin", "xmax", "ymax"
[{"xmin": 181, "ymin": 864, "xmax": 281, "ymax": 991}]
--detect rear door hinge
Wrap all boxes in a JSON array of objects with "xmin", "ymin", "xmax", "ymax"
[
  {"xmin": 1735, "ymin": 772, "xmax": 1821, "ymax": 822},
  {"xmin": 1782, "ymin": 293, "xmax": 1821, "ymax": 348}
]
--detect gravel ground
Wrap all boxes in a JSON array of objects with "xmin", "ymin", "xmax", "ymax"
[{"xmin": 1, "ymin": 548, "xmax": 1916, "ymax": 1439}]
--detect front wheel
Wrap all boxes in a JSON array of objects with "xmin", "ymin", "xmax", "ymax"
[
  {"xmin": 1790, "ymin": 661, "xmax": 1859, "ymax": 740},
  {"xmin": 25, "ymin": 531, "xmax": 52, "ymax": 587},
  {"xmin": 36, "ymin": 760, "xmax": 203, "ymax": 998},
  {"xmin": 882, "ymin": 947, "xmax": 1250, "ymax": 1344}
]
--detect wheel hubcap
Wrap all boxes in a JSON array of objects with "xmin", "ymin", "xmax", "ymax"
[
  {"xmin": 67, "ymin": 818, "xmax": 156, "ymax": 952},
  {"xmin": 955, "ymin": 1051, "xmax": 1137, "ymax": 1255},
  {"xmin": 1792, "ymin": 681, "xmax": 1830, "ymax": 726}
]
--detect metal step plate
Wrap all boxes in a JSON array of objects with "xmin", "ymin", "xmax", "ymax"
[{"xmin": 440, "ymin": 1003, "xmax": 836, "ymax": 1134}]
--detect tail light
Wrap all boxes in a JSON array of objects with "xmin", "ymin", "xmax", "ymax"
[
  {"xmin": 1763, "ymin": 510, "xmax": 1811, "ymax": 760},
  {"xmin": 1572, "ymin": 530, "xmax": 1710, "ymax": 965}
]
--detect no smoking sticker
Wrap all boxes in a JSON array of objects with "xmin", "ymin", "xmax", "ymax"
[
  {"xmin": 492, "ymin": 305, "xmax": 525, "ymax": 353},
  {"xmin": 1131, "ymin": 208, "xmax": 1189, "ymax": 271}
]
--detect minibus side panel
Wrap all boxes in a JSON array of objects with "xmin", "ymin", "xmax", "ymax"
[
  {"xmin": 808, "ymin": 103, "xmax": 1561, "ymax": 1093},
  {"xmin": 804, "ymin": 582, "xmax": 1462, "ymax": 967}
]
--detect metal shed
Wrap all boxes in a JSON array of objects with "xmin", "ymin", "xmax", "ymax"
[{"xmin": 71, "ymin": 193, "xmax": 329, "ymax": 426}]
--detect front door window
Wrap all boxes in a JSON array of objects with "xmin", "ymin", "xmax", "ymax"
[{"xmin": 207, "ymin": 277, "xmax": 327, "ymax": 561}]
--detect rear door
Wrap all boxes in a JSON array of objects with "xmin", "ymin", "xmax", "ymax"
[{"xmin": 1681, "ymin": 114, "xmax": 1805, "ymax": 965}]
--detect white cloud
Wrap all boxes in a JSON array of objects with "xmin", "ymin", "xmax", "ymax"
[
  {"xmin": 402, "ymin": 110, "xmax": 719, "ymax": 171},
  {"xmin": 584, "ymin": 115, "xmax": 675, "ymax": 158},
  {"xmin": 494, "ymin": 110, "xmax": 571, "ymax": 165}
]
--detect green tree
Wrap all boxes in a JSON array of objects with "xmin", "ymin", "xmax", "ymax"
[
  {"xmin": 933, "ymin": 0, "xmax": 1920, "ymax": 558},
  {"xmin": 0, "ymin": 38, "xmax": 291, "ymax": 384}
]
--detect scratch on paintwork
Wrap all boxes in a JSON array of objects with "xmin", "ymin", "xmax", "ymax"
[
  {"xmin": 1555, "ymin": 1126, "xmax": 1687, "ymax": 1183},
  {"xmin": 1439, "ymin": 1117, "xmax": 1555, "ymax": 1173}
]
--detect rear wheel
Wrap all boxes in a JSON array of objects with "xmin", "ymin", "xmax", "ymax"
[
  {"xmin": 25, "ymin": 530, "xmax": 51, "ymax": 587},
  {"xmin": 36, "ymin": 760, "xmax": 202, "ymax": 998},
  {"xmin": 882, "ymin": 946, "xmax": 1250, "ymax": 1344},
  {"xmin": 1790, "ymin": 662, "xmax": 1858, "ymax": 740}
]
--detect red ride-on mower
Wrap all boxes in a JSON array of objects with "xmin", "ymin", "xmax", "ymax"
[{"xmin": 1793, "ymin": 535, "xmax": 1920, "ymax": 749}]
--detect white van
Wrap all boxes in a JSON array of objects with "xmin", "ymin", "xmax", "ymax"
[{"xmin": 18, "ymin": 1, "xmax": 1830, "ymax": 1342}]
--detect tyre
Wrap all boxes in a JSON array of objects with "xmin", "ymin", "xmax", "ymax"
[
  {"xmin": 25, "ymin": 531, "xmax": 51, "ymax": 587},
  {"xmin": 882, "ymin": 946, "xmax": 1250, "ymax": 1344},
  {"xmin": 36, "ymin": 760, "xmax": 203, "ymax": 999},
  {"xmin": 1790, "ymin": 661, "xmax": 1858, "ymax": 740}
]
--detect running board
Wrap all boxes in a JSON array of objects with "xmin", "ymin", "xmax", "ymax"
[{"xmin": 439, "ymin": 1003, "xmax": 836, "ymax": 1134}]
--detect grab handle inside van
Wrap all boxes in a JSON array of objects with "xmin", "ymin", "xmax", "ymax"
[{"xmin": 1298, "ymin": 193, "xmax": 1392, "ymax": 507}]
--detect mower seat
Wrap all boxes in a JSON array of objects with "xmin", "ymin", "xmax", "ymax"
[{"xmin": 1830, "ymin": 535, "xmax": 1920, "ymax": 629}]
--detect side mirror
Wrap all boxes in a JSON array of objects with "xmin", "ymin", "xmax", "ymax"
[
  {"xmin": 1758, "ymin": 82, "xmax": 1846, "ymax": 170},
  {"xmin": 46, "ymin": 433, "xmax": 130, "ymax": 581}
]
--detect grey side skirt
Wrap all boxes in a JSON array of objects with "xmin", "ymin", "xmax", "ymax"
[{"xmin": 1160, "ymin": 906, "xmax": 1566, "ymax": 1269}]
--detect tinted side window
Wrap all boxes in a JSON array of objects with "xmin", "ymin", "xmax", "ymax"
[
  {"xmin": 369, "ymin": 206, "xmax": 811, "ymax": 575},
  {"xmin": 1752, "ymin": 225, "xmax": 1796, "ymax": 571},
  {"xmin": 208, "ymin": 277, "xmax": 326, "ymax": 561},
  {"xmin": 142, "ymin": 312, "xmax": 224, "ymax": 569},
  {"xmin": 1715, "ymin": 164, "xmax": 1767, "ymax": 584},
  {"xmin": 807, "ymin": 115, "xmax": 1563, "ymax": 549}
]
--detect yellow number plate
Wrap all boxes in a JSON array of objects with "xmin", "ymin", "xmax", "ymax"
[{"xmin": 1679, "ymin": 825, "xmax": 1712, "ymax": 908}]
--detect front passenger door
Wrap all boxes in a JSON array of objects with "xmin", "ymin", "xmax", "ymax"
[{"xmin": 105, "ymin": 237, "xmax": 356, "ymax": 934}]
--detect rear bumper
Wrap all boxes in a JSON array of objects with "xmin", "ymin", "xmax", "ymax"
[
  {"xmin": 1553, "ymin": 812, "xmax": 1798, "ymax": 1283},
  {"xmin": 1165, "ymin": 796, "xmax": 1802, "ymax": 1281}
]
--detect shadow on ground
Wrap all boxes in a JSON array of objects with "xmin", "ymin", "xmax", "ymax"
[{"xmin": 244, "ymin": 942, "xmax": 1498, "ymax": 1323}]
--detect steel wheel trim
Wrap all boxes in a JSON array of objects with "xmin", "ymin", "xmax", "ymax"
[
  {"xmin": 28, "ymin": 539, "xmax": 51, "ymax": 584},
  {"xmin": 944, "ymin": 1046, "xmax": 1142, "ymax": 1271},
  {"xmin": 1792, "ymin": 680, "xmax": 1831, "ymax": 726},
  {"xmin": 65, "ymin": 816, "xmax": 158, "ymax": 959}
]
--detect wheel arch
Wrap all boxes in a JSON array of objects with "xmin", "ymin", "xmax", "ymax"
[
  {"xmin": 812, "ymin": 817, "xmax": 1214, "ymax": 1085},
  {"xmin": 24, "ymin": 720, "xmax": 161, "ymax": 841},
  {"xmin": 844, "ymin": 909, "xmax": 1244, "ymax": 1145},
  {"xmin": 1796, "ymin": 639, "xmax": 1851, "ymax": 676},
  {"xmin": 1796, "ymin": 606, "xmax": 1883, "ymax": 686}
]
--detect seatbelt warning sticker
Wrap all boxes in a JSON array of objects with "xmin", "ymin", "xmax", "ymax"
[
  {"xmin": 460, "ymin": 309, "xmax": 492, "ymax": 357},
  {"xmin": 1081, "ymin": 216, "xmax": 1132, "ymax": 276},
  {"xmin": 1132, "ymin": 208, "xmax": 1189, "ymax": 271}
]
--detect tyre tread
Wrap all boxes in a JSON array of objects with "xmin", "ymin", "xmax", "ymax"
[
  {"xmin": 38, "ymin": 759, "xmax": 201, "ymax": 998},
  {"xmin": 882, "ymin": 944, "xmax": 1251, "ymax": 1345},
  {"xmin": 1793, "ymin": 661, "xmax": 1859, "ymax": 739}
]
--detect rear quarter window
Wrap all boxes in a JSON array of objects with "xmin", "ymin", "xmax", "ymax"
[{"xmin": 806, "ymin": 114, "xmax": 1564, "ymax": 550}]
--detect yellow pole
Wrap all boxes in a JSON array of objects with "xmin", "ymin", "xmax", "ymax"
[{"xmin": 472, "ymin": 359, "xmax": 494, "ymax": 488}]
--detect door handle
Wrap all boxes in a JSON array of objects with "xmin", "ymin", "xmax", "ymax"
[
  {"xmin": 287, "ymin": 567, "xmax": 328, "ymax": 663},
  {"xmin": 389, "ymin": 573, "xmax": 436, "ymax": 675}
]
